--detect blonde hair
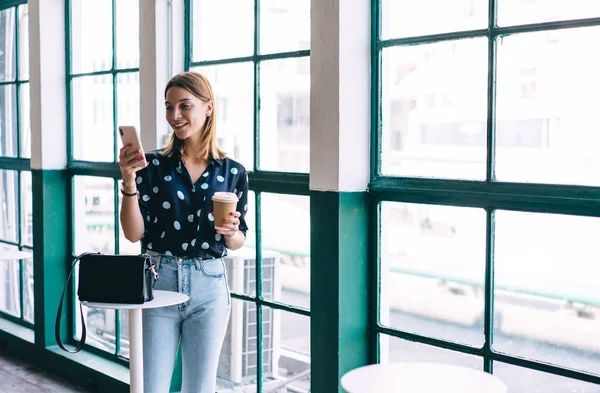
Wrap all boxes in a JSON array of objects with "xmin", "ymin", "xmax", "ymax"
[{"xmin": 161, "ymin": 71, "xmax": 226, "ymax": 160}]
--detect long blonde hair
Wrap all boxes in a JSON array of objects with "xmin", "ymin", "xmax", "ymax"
[{"xmin": 161, "ymin": 72, "xmax": 226, "ymax": 160}]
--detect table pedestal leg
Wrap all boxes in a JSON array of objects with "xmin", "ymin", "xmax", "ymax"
[{"xmin": 129, "ymin": 308, "xmax": 143, "ymax": 393}]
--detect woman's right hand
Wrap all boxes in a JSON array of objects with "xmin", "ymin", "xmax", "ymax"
[{"xmin": 118, "ymin": 144, "xmax": 147, "ymax": 186}]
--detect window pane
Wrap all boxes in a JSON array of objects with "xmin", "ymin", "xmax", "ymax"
[
  {"xmin": 72, "ymin": 75, "xmax": 115, "ymax": 161},
  {"xmin": 259, "ymin": 58, "xmax": 310, "ymax": 172},
  {"xmin": 193, "ymin": 63, "xmax": 254, "ymax": 171},
  {"xmin": 494, "ymin": 362, "xmax": 600, "ymax": 393},
  {"xmin": 116, "ymin": 72, "xmax": 140, "ymax": 145},
  {"xmin": 70, "ymin": 0, "xmax": 112, "ymax": 74},
  {"xmin": 19, "ymin": 83, "xmax": 30, "ymax": 158},
  {"xmin": 381, "ymin": 0, "xmax": 487, "ymax": 39},
  {"xmin": 262, "ymin": 308, "xmax": 311, "ymax": 392},
  {"xmin": 119, "ymin": 310, "xmax": 130, "ymax": 359},
  {"xmin": 18, "ymin": 5, "xmax": 28, "ymax": 80},
  {"xmin": 498, "ymin": 0, "xmax": 600, "ymax": 27},
  {"xmin": 379, "ymin": 334, "xmax": 481, "ymax": 369},
  {"xmin": 115, "ymin": 0, "xmax": 139, "ymax": 69},
  {"xmin": 261, "ymin": 193, "xmax": 310, "ymax": 309},
  {"xmin": 0, "ymin": 244, "xmax": 21, "ymax": 317},
  {"xmin": 22, "ymin": 251, "xmax": 33, "ymax": 323},
  {"xmin": 260, "ymin": 1, "xmax": 310, "ymax": 54},
  {"xmin": 380, "ymin": 202, "xmax": 486, "ymax": 347},
  {"xmin": 225, "ymin": 191, "xmax": 256, "ymax": 296},
  {"xmin": 494, "ymin": 211, "xmax": 600, "ymax": 375},
  {"xmin": 76, "ymin": 287, "xmax": 117, "ymax": 354},
  {"xmin": 217, "ymin": 299, "xmax": 257, "ymax": 390},
  {"xmin": 192, "ymin": 0, "xmax": 253, "ymax": 61},
  {"xmin": 495, "ymin": 27, "xmax": 600, "ymax": 186},
  {"xmin": 381, "ymin": 39, "xmax": 488, "ymax": 179},
  {"xmin": 0, "ymin": 7, "xmax": 16, "ymax": 82},
  {"xmin": 20, "ymin": 171, "xmax": 32, "ymax": 246},
  {"xmin": 0, "ymin": 84, "xmax": 18, "ymax": 157},
  {"xmin": 0, "ymin": 169, "xmax": 18, "ymax": 243},
  {"xmin": 73, "ymin": 176, "xmax": 116, "ymax": 255}
]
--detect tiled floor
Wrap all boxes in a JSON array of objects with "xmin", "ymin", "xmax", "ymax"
[{"xmin": 0, "ymin": 351, "xmax": 90, "ymax": 393}]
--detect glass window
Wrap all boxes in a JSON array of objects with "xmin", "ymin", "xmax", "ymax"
[
  {"xmin": 190, "ymin": 3, "xmax": 311, "ymax": 390},
  {"xmin": 375, "ymin": 0, "xmax": 600, "ymax": 389},
  {"xmin": 498, "ymin": 0, "xmax": 600, "ymax": 27},
  {"xmin": 68, "ymin": 0, "xmax": 140, "ymax": 357},
  {"xmin": 495, "ymin": 27, "xmax": 600, "ymax": 186},
  {"xmin": 381, "ymin": 0, "xmax": 487, "ymax": 39},
  {"xmin": 381, "ymin": 39, "xmax": 488, "ymax": 179},
  {"xmin": 380, "ymin": 202, "xmax": 486, "ymax": 346},
  {"xmin": 0, "ymin": 3, "xmax": 33, "ymax": 326},
  {"xmin": 494, "ymin": 211, "xmax": 600, "ymax": 375}
]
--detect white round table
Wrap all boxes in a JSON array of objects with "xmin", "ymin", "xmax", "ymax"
[
  {"xmin": 341, "ymin": 362, "xmax": 508, "ymax": 393},
  {"xmin": 82, "ymin": 290, "xmax": 189, "ymax": 393},
  {"xmin": 0, "ymin": 250, "xmax": 32, "ymax": 260}
]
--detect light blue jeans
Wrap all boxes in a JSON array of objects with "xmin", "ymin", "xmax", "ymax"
[{"xmin": 143, "ymin": 252, "xmax": 231, "ymax": 393}]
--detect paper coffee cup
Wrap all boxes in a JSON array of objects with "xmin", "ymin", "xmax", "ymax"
[{"xmin": 212, "ymin": 192, "xmax": 239, "ymax": 231}]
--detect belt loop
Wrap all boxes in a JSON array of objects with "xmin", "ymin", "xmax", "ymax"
[{"xmin": 194, "ymin": 258, "xmax": 202, "ymax": 270}]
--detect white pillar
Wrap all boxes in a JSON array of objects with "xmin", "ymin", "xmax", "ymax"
[
  {"xmin": 139, "ymin": 0, "xmax": 185, "ymax": 151},
  {"xmin": 310, "ymin": 0, "xmax": 371, "ymax": 192},
  {"xmin": 28, "ymin": 0, "xmax": 67, "ymax": 170}
]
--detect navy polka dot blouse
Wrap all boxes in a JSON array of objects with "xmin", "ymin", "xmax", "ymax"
[{"xmin": 134, "ymin": 149, "xmax": 249, "ymax": 259}]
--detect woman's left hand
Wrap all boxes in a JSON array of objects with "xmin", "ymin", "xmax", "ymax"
[{"xmin": 217, "ymin": 211, "xmax": 242, "ymax": 237}]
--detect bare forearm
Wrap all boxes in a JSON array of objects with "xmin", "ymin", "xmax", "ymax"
[
  {"xmin": 120, "ymin": 184, "xmax": 145, "ymax": 242},
  {"xmin": 224, "ymin": 230, "xmax": 245, "ymax": 251}
]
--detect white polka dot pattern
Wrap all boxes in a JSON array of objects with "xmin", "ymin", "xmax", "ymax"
[{"xmin": 137, "ymin": 153, "xmax": 249, "ymax": 259}]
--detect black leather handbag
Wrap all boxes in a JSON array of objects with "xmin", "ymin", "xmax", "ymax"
[{"xmin": 55, "ymin": 252, "xmax": 159, "ymax": 353}]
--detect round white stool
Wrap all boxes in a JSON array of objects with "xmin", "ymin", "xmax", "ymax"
[
  {"xmin": 341, "ymin": 362, "xmax": 508, "ymax": 393},
  {"xmin": 82, "ymin": 290, "xmax": 189, "ymax": 393}
]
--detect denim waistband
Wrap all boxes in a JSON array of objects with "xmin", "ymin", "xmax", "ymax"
[{"xmin": 146, "ymin": 250, "xmax": 221, "ymax": 271}]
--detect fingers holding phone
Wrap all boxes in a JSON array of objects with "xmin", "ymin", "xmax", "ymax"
[{"xmin": 118, "ymin": 126, "xmax": 147, "ymax": 182}]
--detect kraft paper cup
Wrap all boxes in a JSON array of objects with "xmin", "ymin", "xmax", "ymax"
[{"xmin": 212, "ymin": 192, "xmax": 239, "ymax": 231}]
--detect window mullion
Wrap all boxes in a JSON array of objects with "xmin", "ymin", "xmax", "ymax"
[
  {"xmin": 483, "ymin": 208, "xmax": 495, "ymax": 372},
  {"xmin": 486, "ymin": 0, "xmax": 498, "ymax": 183}
]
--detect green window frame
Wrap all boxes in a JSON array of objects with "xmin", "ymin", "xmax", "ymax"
[
  {"xmin": 0, "ymin": 0, "xmax": 34, "ymax": 328},
  {"xmin": 65, "ymin": 0, "xmax": 140, "ymax": 365},
  {"xmin": 186, "ymin": 1, "xmax": 311, "ymax": 391},
  {"xmin": 371, "ymin": 0, "xmax": 600, "ymax": 388}
]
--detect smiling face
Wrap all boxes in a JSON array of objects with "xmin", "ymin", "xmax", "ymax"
[{"xmin": 165, "ymin": 86, "xmax": 214, "ymax": 142}]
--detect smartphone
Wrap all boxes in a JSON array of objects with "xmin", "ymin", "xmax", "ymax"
[{"xmin": 118, "ymin": 126, "xmax": 145, "ymax": 157}]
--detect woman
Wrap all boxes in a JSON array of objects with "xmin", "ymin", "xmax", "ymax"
[{"xmin": 118, "ymin": 71, "xmax": 248, "ymax": 393}]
